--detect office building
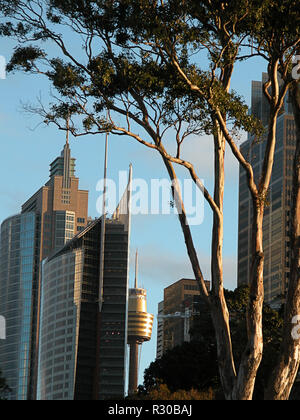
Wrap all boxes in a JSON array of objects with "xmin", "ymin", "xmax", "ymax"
[
  {"xmin": 160, "ymin": 278, "xmax": 210, "ymax": 355},
  {"xmin": 36, "ymin": 166, "xmax": 132, "ymax": 400},
  {"xmin": 238, "ymin": 73, "xmax": 296, "ymax": 303},
  {"xmin": 22, "ymin": 139, "xmax": 89, "ymax": 257},
  {"xmin": 0, "ymin": 212, "xmax": 38, "ymax": 400},
  {"xmin": 156, "ymin": 301, "xmax": 164, "ymax": 359},
  {"xmin": 0, "ymin": 138, "xmax": 88, "ymax": 400}
]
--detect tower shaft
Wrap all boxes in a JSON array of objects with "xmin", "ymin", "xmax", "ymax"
[{"xmin": 128, "ymin": 342, "xmax": 139, "ymax": 396}]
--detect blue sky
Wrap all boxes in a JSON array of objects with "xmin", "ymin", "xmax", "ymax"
[{"xmin": 0, "ymin": 34, "xmax": 267, "ymax": 387}]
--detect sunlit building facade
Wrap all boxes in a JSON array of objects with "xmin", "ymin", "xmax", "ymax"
[
  {"xmin": 37, "ymin": 167, "xmax": 132, "ymax": 400},
  {"xmin": 161, "ymin": 278, "xmax": 210, "ymax": 354},
  {"xmin": 0, "ymin": 139, "xmax": 88, "ymax": 399},
  {"xmin": 156, "ymin": 301, "xmax": 164, "ymax": 359},
  {"xmin": 238, "ymin": 74, "xmax": 296, "ymax": 304}
]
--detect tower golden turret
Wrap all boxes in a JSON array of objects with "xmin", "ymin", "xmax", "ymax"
[{"xmin": 127, "ymin": 251, "xmax": 154, "ymax": 395}]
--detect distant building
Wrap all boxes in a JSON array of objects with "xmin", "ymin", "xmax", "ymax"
[
  {"xmin": 159, "ymin": 278, "xmax": 210, "ymax": 355},
  {"xmin": 36, "ymin": 167, "xmax": 132, "ymax": 400},
  {"xmin": 238, "ymin": 73, "xmax": 296, "ymax": 304},
  {"xmin": 156, "ymin": 301, "xmax": 164, "ymax": 359},
  {"xmin": 0, "ymin": 138, "xmax": 88, "ymax": 400},
  {"xmin": 22, "ymin": 139, "xmax": 89, "ymax": 256}
]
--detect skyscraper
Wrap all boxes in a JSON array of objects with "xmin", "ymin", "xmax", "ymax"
[
  {"xmin": 36, "ymin": 167, "xmax": 132, "ymax": 400},
  {"xmin": 238, "ymin": 73, "xmax": 296, "ymax": 304},
  {"xmin": 0, "ymin": 138, "xmax": 88, "ymax": 400},
  {"xmin": 22, "ymin": 139, "xmax": 89, "ymax": 257},
  {"xmin": 156, "ymin": 301, "xmax": 164, "ymax": 359}
]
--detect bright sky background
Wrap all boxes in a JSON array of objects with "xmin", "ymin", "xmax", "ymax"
[{"xmin": 0, "ymin": 32, "xmax": 267, "ymax": 388}]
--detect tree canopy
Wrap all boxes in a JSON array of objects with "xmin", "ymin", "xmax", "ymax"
[
  {"xmin": 0, "ymin": 369, "xmax": 10, "ymax": 400},
  {"xmin": 142, "ymin": 286, "xmax": 285, "ymax": 400}
]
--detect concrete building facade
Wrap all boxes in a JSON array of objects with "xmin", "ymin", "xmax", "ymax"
[{"xmin": 160, "ymin": 278, "xmax": 210, "ymax": 355}]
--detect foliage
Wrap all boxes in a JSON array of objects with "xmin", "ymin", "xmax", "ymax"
[
  {"xmin": 142, "ymin": 285, "xmax": 284, "ymax": 400},
  {"xmin": 0, "ymin": 369, "xmax": 11, "ymax": 400},
  {"xmin": 0, "ymin": 0, "xmax": 265, "ymax": 141},
  {"xmin": 143, "ymin": 340, "xmax": 219, "ymax": 394},
  {"xmin": 133, "ymin": 383, "xmax": 215, "ymax": 401}
]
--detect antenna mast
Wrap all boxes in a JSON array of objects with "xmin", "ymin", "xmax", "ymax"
[
  {"xmin": 98, "ymin": 122, "xmax": 109, "ymax": 312},
  {"xmin": 135, "ymin": 250, "xmax": 138, "ymax": 289},
  {"xmin": 66, "ymin": 113, "xmax": 70, "ymax": 145}
]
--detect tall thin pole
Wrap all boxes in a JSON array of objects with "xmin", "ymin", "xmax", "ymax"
[
  {"xmin": 102, "ymin": 131, "xmax": 109, "ymax": 216},
  {"xmin": 66, "ymin": 113, "xmax": 70, "ymax": 145},
  {"xmin": 135, "ymin": 250, "xmax": 138, "ymax": 289},
  {"xmin": 98, "ymin": 131, "xmax": 109, "ymax": 312}
]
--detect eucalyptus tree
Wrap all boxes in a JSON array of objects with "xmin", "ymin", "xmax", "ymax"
[
  {"xmin": 253, "ymin": 2, "xmax": 300, "ymax": 397},
  {"xmin": 0, "ymin": 0, "xmax": 261, "ymax": 400},
  {"xmin": 232, "ymin": 1, "xmax": 300, "ymax": 399},
  {"xmin": 130, "ymin": 0, "xmax": 300, "ymax": 400}
]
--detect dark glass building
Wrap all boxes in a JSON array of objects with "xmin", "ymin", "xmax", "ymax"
[
  {"xmin": 0, "ymin": 213, "xmax": 38, "ymax": 400},
  {"xmin": 37, "ymin": 168, "xmax": 132, "ymax": 400}
]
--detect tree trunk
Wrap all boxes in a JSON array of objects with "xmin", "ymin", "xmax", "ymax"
[
  {"xmin": 265, "ymin": 82, "xmax": 300, "ymax": 400},
  {"xmin": 234, "ymin": 205, "xmax": 264, "ymax": 400},
  {"xmin": 210, "ymin": 128, "xmax": 237, "ymax": 400},
  {"xmin": 233, "ymin": 101, "xmax": 281, "ymax": 399},
  {"xmin": 160, "ymin": 148, "xmax": 237, "ymax": 400}
]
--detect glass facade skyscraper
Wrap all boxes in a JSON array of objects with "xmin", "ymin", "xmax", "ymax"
[
  {"xmin": 37, "ymin": 248, "xmax": 84, "ymax": 400},
  {"xmin": 238, "ymin": 74, "xmax": 296, "ymax": 304},
  {"xmin": 0, "ymin": 213, "xmax": 38, "ymax": 400},
  {"xmin": 0, "ymin": 140, "xmax": 88, "ymax": 399},
  {"xmin": 37, "ymin": 168, "xmax": 132, "ymax": 400}
]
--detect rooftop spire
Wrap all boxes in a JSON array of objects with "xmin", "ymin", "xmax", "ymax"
[
  {"xmin": 61, "ymin": 113, "xmax": 72, "ymax": 188},
  {"xmin": 135, "ymin": 249, "xmax": 138, "ymax": 289},
  {"xmin": 66, "ymin": 114, "xmax": 70, "ymax": 146}
]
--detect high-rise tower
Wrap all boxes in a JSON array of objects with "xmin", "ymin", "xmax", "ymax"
[
  {"xmin": 0, "ymin": 137, "xmax": 88, "ymax": 400},
  {"xmin": 238, "ymin": 73, "xmax": 296, "ymax": 304},
  {"xmin": 37, "ymin": 166, "xmax": 132, "ymax": 400},
  {"xmin": 127, "ymin": 251, "xmax": 154, "ymax": 396},
  {"xmin": 22, "ymin": 138, "xmax": 88, "ymax": 257}
]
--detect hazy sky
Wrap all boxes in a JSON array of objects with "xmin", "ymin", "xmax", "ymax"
[{"xmin": 0, "ymin": 32, "xmax": 267, "ymax": 387}]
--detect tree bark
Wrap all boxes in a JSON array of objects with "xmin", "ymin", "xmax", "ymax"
[
  {"xmin": 210, "ymin": 127, "xmax": 237, "ymax": 400},
  {"xmin": 234, "ymin": 205, "xmax": 264, "ymax": 400},
  {"xmin": 160, "ymin": 146, "xmax": 237, "ymax": 400},
  {"xmin": 265, "ymin": 81, "xmax": 300, "ymax": 400}
]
